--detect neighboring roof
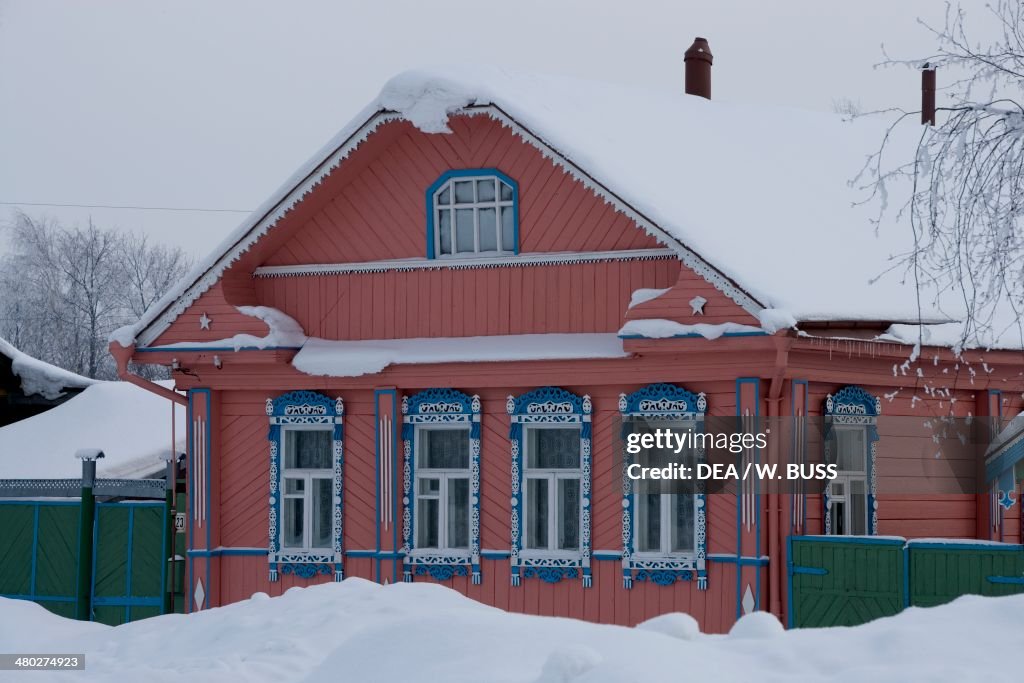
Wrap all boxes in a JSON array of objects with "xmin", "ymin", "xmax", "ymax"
[
  {"xmin": 0, "ymin": 336, "xmax": 97, "ymax": 400},
  {"xmin": 0, "ymin": 381, "xmax": 185, "ymax": 479},
  {"xmin": 112, "ymin": 65, "xmax": 1015, "ymax": 351}
]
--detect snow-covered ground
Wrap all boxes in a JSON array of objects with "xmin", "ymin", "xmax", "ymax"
[{"xmin": 1, "ymin": 580, "xmax": 1019, "ymax": 682}]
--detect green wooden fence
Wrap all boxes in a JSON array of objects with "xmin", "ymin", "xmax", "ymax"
[
  {"xmin": 0, "ymin": 496, "xmax": 178, "ymax": 625},
  {"xmin": 0, "ymin": 501, "xmax": 80, "ymax": 618},
  {"xmin": 789, "ymin": 535, "xmax": 1024, "ymax": 628}
]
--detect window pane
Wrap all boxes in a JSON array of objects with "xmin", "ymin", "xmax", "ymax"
[
  {"xmin": 671, "ymin": 494, "xmax": 695, "ymax": 553},
  {"xmin": 526, "ymin": 478, "xmax": 549, "ymax": 549},
  {"xmin": 312, "ymin": 478, "xmax": 332, "ymax": 548},
  {"xmin": 438, "ymin": 209, "xmax": 452, "ymax": 255},
  {"xmin": 420, "ymin": 429, "xmax": 469, "ymax": 469},
  {"xmin": 477, "ymin": 179, "xmax": 496, "ymax": 201},
  {"xmin": 418, "ymin": 477, "xmax": 440, "ymax": 496},
  {"xmin": 500, "ymin": 206, "xmax": 515, "ymax": 251},
  {"xmin": 836, "ymin": 430, "xmax": 866, "ymax": 471},
  {"xmin": 500, "ymin": 181, "xmax": 513, "ymax": 201},
  {"xmin": 558, "ymin": 478, "xmax": 580, "ymax": 550},
  {"xmin": 285, "ymin": 478, "xmax": 304, "ymax": 494},
  {"xmin": 283, "ymin": 497, "xmax": 304, "ymax": 548},
  {"xmin": 455, "ymin": 209, "xmax": 475, "ymax": 252},
  {"xmin": 447, "ymin": 478, "xmax": 469, "ymax": 549},
  {"xmin": 478, "ymin": 208, "xmax": 498, "ymax": 252},
  {"xmin": 527, "ymin": 428, "xmax": 580, "ymax": 469},
  {"xmin": 454, "ymin": 181, "xmax": 474, "ymax": 203},
  {"xmin": 417, "ymin": 497, "xmax": 439, "ymax": 548},
  {"xmin": 285, "ymin": 430, "xmax": 331, "ymax": 469},
  {"xmin": 437, "ymin": 186, "xmax": 451, "ymax": 204},
  {"xmin": 831, "ymin": 500, "xmax": 846, "ymax": 536},
  {"xmin": 850, "ymin": 479, "xmax": 867, "ymax": 535},
  {"xmin": 637, "ymin": 493, "xmax": 661, "ymax": 553}
]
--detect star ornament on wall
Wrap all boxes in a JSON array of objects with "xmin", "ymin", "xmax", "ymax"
[
  {"xmin": 689, "ymin": 296, "xmax": 707, "ymax": 316},
  {"xmin": 199, "ymin": 313, "xmax": 212, "ymax": 330}
]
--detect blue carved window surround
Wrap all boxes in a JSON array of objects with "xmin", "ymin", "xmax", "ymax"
[
  {"xmin": 401, "ymin": 388, "xmax": 482, "ymax": 584},
  {"xmin": 619, "ymin": 383, "xmax": 708, "ymax": 590},
  {"xmin": 426, "ymin": 168, "xmax": 519, "ymax": 259},
  {"xmin": 507, "ymin": 387, "xmax": 592, "ymax": 587},
  {"xmin": 823, "ymin": 386, "xmax": 880, "ymax": 536},
  {"xmin": 266, "ymin": 391, "xmax": 344, "ymax": 582}
]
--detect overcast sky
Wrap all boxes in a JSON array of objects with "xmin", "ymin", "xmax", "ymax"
[{"xmin": 0, "ymin": 0, "xmax": 996, "ymax": 259}]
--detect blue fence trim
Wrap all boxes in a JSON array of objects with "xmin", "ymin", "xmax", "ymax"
[
  {"xmin": 902, "ymin": 545, "xmax": 910, "ymax": 608},
  {"xmin": 707, "ymin": 554, "xmax": 770, "ymax": 567},
  {"xmin": 986, "ymin": 575, "xmax": 1024, "ymax": 585},
  {"xmin": 791, "ymin": 566, "xmax": 829, "ymax": 576},
  {"xmin": 908, "ymin": 542, "xmax": 1024, "ymax": 552},
  {"xmin": 795, "ymin": 535, "xmax": 906, "ymax": 546},
  {"xmin": 0, "ymin": 594, "xmax": 77, "ymax": 603},
  {"xmin": 91, "ymin": 596, "xmax": 163, "ymax": 607}
]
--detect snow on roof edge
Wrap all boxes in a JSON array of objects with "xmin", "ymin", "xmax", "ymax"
[{"xmin": 0, "ymin": 336, "xmax": 97, "ymax": 400}]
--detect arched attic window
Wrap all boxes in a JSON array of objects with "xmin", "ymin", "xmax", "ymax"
[{"xmin": 427, "ymin": 169, "xmax": 519, "ymax": 258}]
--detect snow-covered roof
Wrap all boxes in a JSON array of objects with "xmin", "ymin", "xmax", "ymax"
[
  {"xmin": 114, "ymin": 65, "xmax": 1014, "ymax": 351},
  {"xmin": 0, "ymin": 381, "xmax": 185, "ymax": 479},
  {"xmin": 0, "ymin": 336, "xmax": 97, "ymax": 400}
]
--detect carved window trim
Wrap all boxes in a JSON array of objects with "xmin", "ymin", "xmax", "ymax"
[
  {"xmin": 507, "ymin": 387, "xmax": 592, "ymax": 587},
  {"xmin": 266, "ymin": 391, "xmax": 344, "ymax": 582},
  {"xmin": 619, "ymin": 383, "xmax": 708, "ymax": 589},
  {"xmin": 401, "ymin": 388, "xmax": 482, "ymax": 584},
  {"xmin": 823, "ymin": 386, "xmax": 881, "ymax": 536}
]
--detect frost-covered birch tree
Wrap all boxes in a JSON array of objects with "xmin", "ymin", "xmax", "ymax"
[
  {"xmin": 0, "ymin": 211, "xmax": 193, "ymax": 380},
  {"xmin": 859, "ymin": 0, "xmax": 1024, "ymax": 352}
]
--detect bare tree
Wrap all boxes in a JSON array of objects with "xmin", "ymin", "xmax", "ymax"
[
  {"xmin": 858, "ymin": 0, "xmax": 1024, "ymax": 352},
  {"xmin": 0, "ymin": 211, "xmax": 193, "ymax": 380}
]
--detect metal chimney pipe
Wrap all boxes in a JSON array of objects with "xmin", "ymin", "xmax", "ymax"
[
  {"xmin": 684, "ymin": 37, "xmax": 713, "ymax": 99},
  {"xmin": 921, "ymin": 64, "xmax": 936, "ymax": 126}
]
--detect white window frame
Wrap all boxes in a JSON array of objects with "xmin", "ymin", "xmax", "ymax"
[
  {"xmin": 520, "ymin": 423, "xmax": 584, "ymax": 559},
  {"xmin": 432, "ymin": 174, "xmax": 515, "ymax": 257},
  {"xmin": 412, "ymin": 424, "xmax": 472, "ymax": 556},
  {"xmin": 630, "ymin": 419, "xmax": 699, "ymax": 561},
  {"xmin": 829, "ymin": 425, "xmax": 869, "ymax": 536},
  {"xmin": 280, "ymin": 425, "xmax": 335, "ymax": 551}
]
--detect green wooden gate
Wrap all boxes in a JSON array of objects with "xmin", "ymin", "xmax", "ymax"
[
  {"xmin": 0, "ymin": 497, "xmax": 173, "ymax": 625},
  {"xmin": 0, "ymin": 501, "xmax": 81, "ymax": 618},
  {"xmin": 91, "ymin": 502, "xmax": 168, "ymax": 625},
  {"xmin": 788, "ymin": 536, "xmax": 906, "ymax": 628},
  {"xmin": 908, "ymin": 541, "xmax": 1024, "ymax": 608}
]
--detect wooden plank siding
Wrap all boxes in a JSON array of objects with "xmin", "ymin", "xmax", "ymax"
[{"xmin": 253, "ymin": 259, "xmax": 678, "ymax": 341}]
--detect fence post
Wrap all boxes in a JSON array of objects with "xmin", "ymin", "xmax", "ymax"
[
  {"xmin": 74, "ymin": 449, "xmax": 104, "ymax": 621},
  {"xmin": 162, "ymin": 455, "xmax": 178, "ymax": 614}
]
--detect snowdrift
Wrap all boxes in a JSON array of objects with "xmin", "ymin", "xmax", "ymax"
[{"xmin": 1, "ymin": 579, "xmax": 1020, "ymax": 682}]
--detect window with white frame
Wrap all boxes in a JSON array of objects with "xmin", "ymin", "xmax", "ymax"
[
  {"xmin": 822, "ymin": 386, "xmax": 879, "ymax": 537},
  {"xmin": 523, "ymin": 426, "xmax": 582, "ymax": 553},
  {"xmin": 266, "ymin": 390, "xmax": 344, "ymax": 583},
  {"xmin": 829, "ymin": 426, "xmax": 869, "ymax": 536},
  {"xmin": 431, "ymin": 173, "xmax": 516, "ymax": 257},
  {"xmin": 414, "ymin": 426, "xmax": 471, "ymax": 552},
  {"xmin": 631, "ymin": 420, "xmax": 697, "ymax": 557},
  {"xmin": 281, "ymin": 428, "xmax": 335, "ymax": 550}
]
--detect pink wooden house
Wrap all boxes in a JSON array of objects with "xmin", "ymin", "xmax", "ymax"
[{"xmin": 110, "ymin": 41, "xmax": 1024, "ymax": 632}]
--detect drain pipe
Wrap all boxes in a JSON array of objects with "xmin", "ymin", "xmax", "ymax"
[
  {"xmin": 109, "ymin": 342, "xmax": 187, "ymax": 407},
  {"xmin": 766, "ymin": 336, "xmax": 793, "ymax": 621}
]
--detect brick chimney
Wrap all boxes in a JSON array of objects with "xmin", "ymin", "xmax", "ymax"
[
  {"xmin": 921, "ymin": 63, "xmax": 936, "ymax": 126},
  {"xmin": 684, "ymin": 37, "xmax": 713, "ymax": 99}
]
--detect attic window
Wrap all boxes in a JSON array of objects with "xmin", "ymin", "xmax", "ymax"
[{"xmin": 428, "ymin": 170, "xmax": 518, "ymax": 258}]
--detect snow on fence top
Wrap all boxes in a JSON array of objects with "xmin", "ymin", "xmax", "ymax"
[
  {"xmin": 0, "ymin": 381, "xmax": 185, "ymax": 480},
  {"xmin": 0, "ymin": 336, "xmax": 96, "ymax": 400},
  {"xmin": 114, "ymin": 65, "xmax": 1015, "ymax": 350}
]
